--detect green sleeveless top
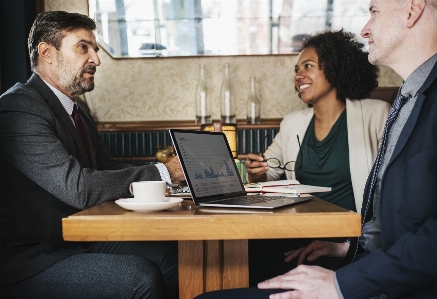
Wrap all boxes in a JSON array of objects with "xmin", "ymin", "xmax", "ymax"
[{"xmin": 295, "ymin": 109, "xmax": 356, "ymax": 211}]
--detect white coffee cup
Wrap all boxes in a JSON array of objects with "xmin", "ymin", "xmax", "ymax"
[{"xmin": 129, "ymin": 181, "xmax": 166, "ymax": 202}]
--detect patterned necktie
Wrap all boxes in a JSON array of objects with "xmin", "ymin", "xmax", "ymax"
[
  {"xmin": 72, "ymin": 104, "xmax": 93, "ymax": 167},
  {"xmin": 362, "ymin": 92, "xmax": 409, "ymax": 222}
]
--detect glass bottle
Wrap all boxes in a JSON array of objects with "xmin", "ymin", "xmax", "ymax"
[
  {"xmin": 220, "ymin": 63, "xmax": 236, "ymax": 123},
  {"xmin": 246, "ymin": 77, "xmax": 261, "ymax": 124},
  {"xmin": 195, "ymin": 64, "xmax": 211, "ymax": 124}
]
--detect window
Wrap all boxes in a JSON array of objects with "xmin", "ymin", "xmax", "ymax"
[{"xmin": 89, "ymin": 0, "xmax": 370, "ymax": 57}]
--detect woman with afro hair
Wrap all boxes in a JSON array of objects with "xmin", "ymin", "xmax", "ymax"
[{"xmin": 245, "ymin": 30, "xmax": 390, "ymax": 285}]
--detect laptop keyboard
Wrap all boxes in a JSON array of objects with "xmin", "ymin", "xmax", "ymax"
[{"xmin": 213, "ymin": 194, "xmax": 285, "ymax": 205}]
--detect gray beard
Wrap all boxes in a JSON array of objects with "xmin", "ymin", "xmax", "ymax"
[
  {"xmin": 56, "ymin": 53, "xmax": 95, "ymax": 97},
  {"xmin": 59, "ymin": 69, "xmax": 95, "ymax": 97}
]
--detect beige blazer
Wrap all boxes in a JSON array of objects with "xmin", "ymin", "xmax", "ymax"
[{"xmin": 265, "ymin": 98, "xmax": 390, "ymax": 214}]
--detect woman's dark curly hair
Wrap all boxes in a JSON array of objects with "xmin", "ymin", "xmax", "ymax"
[{"xmin": 301, "ymin": 29, "xmax": 378, "ymax": 101}]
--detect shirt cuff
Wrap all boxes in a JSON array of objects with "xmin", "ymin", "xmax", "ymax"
[
  {"xmin": 155, "ymin": 163, "xmax": 171, "ymax": 185},
  {"xmin": 334, "ymin": 272, "xmax": 345, "ymax": 299}
]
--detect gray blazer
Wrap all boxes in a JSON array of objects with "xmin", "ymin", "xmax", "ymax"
[{"xmin": 0, "ymin": 74, "xmax": 161, "ymax": 287}]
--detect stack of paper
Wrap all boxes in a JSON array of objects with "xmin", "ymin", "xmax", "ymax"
[{"xmin": 244, "ymin": 179, "xmax": 331, "ymax": 194}]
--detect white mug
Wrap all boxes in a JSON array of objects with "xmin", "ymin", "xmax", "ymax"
[{"xmin": 129, "ymin": 181, "xmax": 166, "ymax": 202}]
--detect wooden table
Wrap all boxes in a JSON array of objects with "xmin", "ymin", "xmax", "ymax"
[{"xmin": 63, "ymin": 198, "xmax": 361, "ymax": 299}]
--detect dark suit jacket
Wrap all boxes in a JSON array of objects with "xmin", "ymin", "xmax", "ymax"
[
  {"xmin": 0, "ymin": 74, "xmax": 162, "ymax": 287},
  {"xmin": 336, "ymin": 61, "xmax": 437, "ymax": 298}
]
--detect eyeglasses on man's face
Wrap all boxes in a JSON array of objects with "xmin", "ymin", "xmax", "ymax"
[{"xmin": 260, "ymin": 135, "xmax": 302, "ymax": 171}]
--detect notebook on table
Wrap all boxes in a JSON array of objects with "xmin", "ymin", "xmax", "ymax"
[
  {"xmin": 245, "ymin": 180, "xmax": 332, "ymax": 194},
  {"xmin": 169, "ymin": 129, "xmax": 312, "ymax": 209}
]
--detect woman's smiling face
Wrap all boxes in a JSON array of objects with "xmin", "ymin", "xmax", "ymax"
[{"xmin": 294, "ymin": 47, "xmax": 336, "ymax": 105}]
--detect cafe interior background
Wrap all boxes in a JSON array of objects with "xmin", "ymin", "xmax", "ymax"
[{"xmin": 1, "ymin": 0, "xmax": 402, "ymax": 124}]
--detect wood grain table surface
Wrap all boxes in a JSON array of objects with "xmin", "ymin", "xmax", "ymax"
[{"xmin": 63, "ymin": 197, "xmax": 361, "ymax": 299}]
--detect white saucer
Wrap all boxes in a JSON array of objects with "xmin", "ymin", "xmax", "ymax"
[{"xmin": 115, "ymin": 197, "xmax": 183, "ymax": 212}]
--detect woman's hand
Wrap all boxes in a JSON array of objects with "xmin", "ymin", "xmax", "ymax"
[
  {"xmin": 245, "ymin": 153, "xmax": 269, "ymax": 183},
  {"xmin": 284, "ymin": 240, "xmax": 350, "ymax": 266}
]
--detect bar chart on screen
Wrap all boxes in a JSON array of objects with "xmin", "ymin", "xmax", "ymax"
[
  {"xmin": 175, "ymin": 133, "xmax": 242, "ymax": 196},
  {"xmin": 194, "ymin": 160, "xmax": 235, "ymax": 179}
]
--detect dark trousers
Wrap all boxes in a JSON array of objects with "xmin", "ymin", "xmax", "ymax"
[
  {"xmin": 249, "ymin": 238, "xmax": 345, "ymax": 286},
  {"xmin": 195, "ymin": 288, "xmax": 286, "ymax": 299},
  {"xmin": 2, "ymin": 241, "xmax": 178, "ymax": 299}
]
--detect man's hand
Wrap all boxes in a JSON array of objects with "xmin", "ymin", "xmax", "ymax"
[
  {"xmin": 246, "ymin": 153, "xmax": 268, "ymax": 182},
  {"xmin": 258, "ymin": 265, "xmax": 339, "ymax": 299},
  {"xmin": 165, "ymin": 156, "xmax": 185, "ymax": 183},
  {"xmin": 284, "ymin": 241, "xmax": 350, "ymax": 266}
]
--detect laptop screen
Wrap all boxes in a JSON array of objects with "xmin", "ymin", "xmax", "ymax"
[{"xmin": 170, "ymin": 129, "xmax": 246, "ymax": 202}]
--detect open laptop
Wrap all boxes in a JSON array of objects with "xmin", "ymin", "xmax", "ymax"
[{"xmin": 169, "ymin": 129, "xmax": 312, "ymax": 209}]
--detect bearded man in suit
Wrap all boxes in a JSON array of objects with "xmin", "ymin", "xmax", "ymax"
[{"xmin": 0, "ymin": 11, "xmax": 184, "ymax": 299}]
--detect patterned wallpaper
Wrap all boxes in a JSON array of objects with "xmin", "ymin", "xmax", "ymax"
[{"xmin": 45, "ymin": 0, "xmax": 403, "ymax": 122}]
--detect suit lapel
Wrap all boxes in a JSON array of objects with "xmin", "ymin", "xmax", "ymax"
[
  {"xmin": 345, "ymin": 99, "xmax": 367, "ymax": 215},
  {"xmin": 288, "ymin": 108, "xmax": 313, "ymax": 180},
  {"xmin": 361, "ymin": 63, "xmax": 437, "ymax": 223},
  {"xmin": 27, "ymin": 74, "xmax": 93, "ymax": 168},
  {"xmin": 385, "ymin": 62, "xmax": 437, "ymax": 168}
]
